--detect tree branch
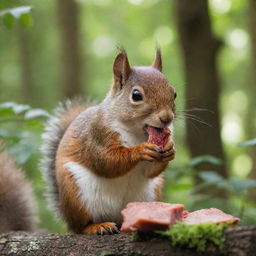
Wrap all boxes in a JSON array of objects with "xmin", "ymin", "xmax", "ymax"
[{"xmin": 0, "ymin": 226, "xmax": 256, "ymax": 256}]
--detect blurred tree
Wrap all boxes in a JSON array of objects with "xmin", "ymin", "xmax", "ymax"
[
  {"xmin": 248, "ymin": 0, "xmax": 256, "ymax": 198},
  {"xmin": 56, "ymin": 0, "xmax": 83, "ymax": 99},
  {"xmin": 175, "ymin": 0, "xmax": 227, "ymax": 181}
]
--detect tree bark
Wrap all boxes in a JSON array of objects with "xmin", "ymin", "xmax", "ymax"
[
  {"xmin": 56, "ymin": 0, "xmax": 83, "ymax": 99},
  {"xmin": 0, "ymin": 226, "xmax": 256, "ymax": 256},
  {"xmin": 247, "ymin": 0, "xmax": 256, "ymax": 198},
  {"xmin": 175, "ymin": 0, "xmax": 227, "ymax": 180}
]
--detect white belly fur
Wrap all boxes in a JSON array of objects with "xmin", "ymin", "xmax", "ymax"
[{"xmin": 64, "ymin": 161, "xmax": 159, "ymax": 224}]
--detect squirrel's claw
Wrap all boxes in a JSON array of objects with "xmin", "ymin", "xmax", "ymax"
[{"xmin": 83, "ymin": 222, "xmax": 119, "ymax": 235}]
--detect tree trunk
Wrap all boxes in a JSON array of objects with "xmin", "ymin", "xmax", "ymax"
[
  {"xmin": 175, "ymin": 0, "xmax": 227, "ymax": 181},
  {"xmin": 56, "ymin": 0, "xmax": 83, "ymax": 99},
  {"xmin": 17, "ymin": 28, "xmax": 34, "ymax": 105},
  {"xmin": 0, "ymin": 226, "xmax": 256, "ymax": 256},
  {"xmin": 247, "ymin": 0, "xmax": 256, "ymax": 198}
]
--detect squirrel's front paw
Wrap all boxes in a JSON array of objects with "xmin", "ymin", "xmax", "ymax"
[
  {"xmin": 138, "ymin": 141, "xmax": 175, "ymax": 162},
  {"xmin": 82, "ymin": 222, "xmax": 119, "ymax": 235},
  {"xmin": 138, "ymin": 143, "xmax": 165, "ymax": 162},
  {"xmin": 158, "ymin": 141, "xmax": 176, "ymax": 162}
]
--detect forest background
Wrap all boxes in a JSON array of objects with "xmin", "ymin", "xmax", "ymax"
[{"xmin": 0, "ymin": 0, "xmax": 256, "ymax": 233}]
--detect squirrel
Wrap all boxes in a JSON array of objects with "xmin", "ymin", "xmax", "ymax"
[
  {"xmin": 40, "ymin": 49, "xmax": 177, "ymax": 235},
  {"xmin": 0, "ymin": 149, "xmax": 37, "ymax": 233}
]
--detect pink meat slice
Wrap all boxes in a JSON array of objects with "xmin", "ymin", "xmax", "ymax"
[
  {"xmin": 121, "ymin": 202, "xmax": 184, "ymax": 232},
  {"xmin": 182, "ymin": 208, "xmax": 240, "ymax": 225},
  {"xmin": 145, "ymin": 126, "xmax": 171, "ymax": 149}
]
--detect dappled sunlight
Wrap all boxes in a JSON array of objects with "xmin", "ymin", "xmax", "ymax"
[
  {"xmin": 209, "ymin": 0, "xmax": 232, "ymax": 14},
  {"xmin": 92, "ymin": 35, "xmax": 115, "ymax": 57},
  {"xmin": 128, "ymin": 0, "xmax": 159, "ymax": 6},
  {"xmin": 226, "ymin": 28, "xmax": 249, "ymax": 49},
  {"xmin": 222, "ymin": 118, "xmax": 243, "ymax": 144},
  {"xmin": 154, "ymin": 26, "xmax": 174, "ymax": 46},
  {"xmin": 221, "ymin": 90, "xmax": 248, "ymax": 143},
  {"xmin": 232, "ymin": 154, "xmax": 252, "ymax": 178},
  {"xmin": 227, "ymin": 90, "xmax": 248, "ymax": 113}
]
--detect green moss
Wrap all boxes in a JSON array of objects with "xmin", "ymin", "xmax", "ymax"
[
  {"xmin": 158, "ymin": 222, "xmax": 231, "ymax": 252},
  {"xmin": 131, "ymin": 222, "xmax": 232, "ymax": 253}
]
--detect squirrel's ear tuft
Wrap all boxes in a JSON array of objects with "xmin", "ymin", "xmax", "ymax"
[
  {"xmin": 113, "ymin": 50, "xmax": 131, "ymax": 89},
  {"xmin": 152, "ymin": 49, "xmax": 162, "ymax": 72}
]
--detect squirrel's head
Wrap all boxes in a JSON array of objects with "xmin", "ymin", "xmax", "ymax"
[{"xmin": 109, "ymin": 50, "xmax": 176, "ymax": 135}]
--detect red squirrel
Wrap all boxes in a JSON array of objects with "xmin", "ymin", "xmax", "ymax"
[
  {"xmin": 0, "ymin": 149, "xmax": 37, "ymax": 233},
  {"xmin": 41, "ymin": 50, "xmax": 177, "ymax": 235}
]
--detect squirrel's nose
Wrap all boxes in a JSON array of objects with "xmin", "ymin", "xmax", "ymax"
[
  {"xmin": 159, "ymin": 111, "xmax": 173, "ymax": 126},
  {"xmin": 160, "ymin": 117, "xmax": 172, "ymax": 125}
]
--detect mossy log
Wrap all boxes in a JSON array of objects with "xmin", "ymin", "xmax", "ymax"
[{"xmin": 0, "ymin": 226, "xmax": 256, "ymax": 256}]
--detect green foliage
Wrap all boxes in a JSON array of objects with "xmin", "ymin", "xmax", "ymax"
[
  {"xmin": 2, "ymin": 13, "xmax": 14, "ymax": 28},
  {"xmin": 158, "ymin": 222, "xmax": 230, "ymax": 253},
  {"xmin": 197, "ymin": 170, "xmax": 256, "ymax": 197},
  {"xmin": 239, "ymin": 138, "xmax": 256, "ymax": 147},
  {"xmin": 0, "ymin": 102, "xmax": 49, "ymax": 164},
  {"xmin": 0, "ymin": 6, "xmax": 33, "ymax": 28},
  {"xmin": 0, "ymin": 102, "xmax": 50, "ymax": 119},
  {"xmin": 190, "ymin": 155, "xmax": 223, "ymax": 167},
  {"xmin": 0, "ymin": 102, "xmax": 66, "ymax": 233},
  {"xmin": 165, "ymin": 154, "xmax": 256, "ymax": 225}
]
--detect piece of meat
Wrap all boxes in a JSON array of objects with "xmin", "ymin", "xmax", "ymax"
[
  {"xmin": 145, "ymin": 126, "xmax": 170, "ymax": 149},
  {"xmin": 121, "ymin": 202, "xmax": 184, "ymax": 232},
  {"xmin": 182, "ymin": 208, "xmax": 240, "ymax": 225}
]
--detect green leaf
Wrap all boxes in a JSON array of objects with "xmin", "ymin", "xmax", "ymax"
[
  {"xmin": 0, "ymin": 129, "xmax": 22, "ymax": 142},
  {"xmin": 238, "ymin": 138, "xmax": 256, "ymax": 147},
  {"xmin": 199, "ymin": 171, "xmax": 224, "ymax": 183},
  {"xmin": 0, "ymin": 102, "xmax": 30, "ymax": 114},
  {"xmin": 2, "ymin": 6, "xmax": 33, "ymax": 19},
  {"xmin": 9, "ymin": 142, "xmax": 34, "ymax": 164},
  {"xmin": 24, "ymin": 109, "xmax": 50, "ymax": 119},
  {"xmin": 0, "ymin": 6, "xmax": 33, "ymax": 28},
  {"xmin": 2, "ymin": 13, "xmax": 15, "ymax": 29},
  {"xmin": 229, "ymin": 178, "xmax": 256, "ymax": 194},
  {"xmin": 19, "ymin": 13, "xmax": 34, "ymax": 28},
  {"xmin": 190, "ymin": 155, "xmax": 223, "ymax": 167}
]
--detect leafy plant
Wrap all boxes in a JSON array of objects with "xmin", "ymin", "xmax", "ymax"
[
  {"xmin": 0, "ymin": 6, "xmax": 33, "ymax": 28},
  {"xmin": 0, "ymin": 102, "xmax": 50, "ymax": 164},
  {"xmin": 190, "ymin": 155, "xmax": 223, "ymax": 167},
  {"xmin": 197, "ymin": 171, "xmax": 256, "ymax": 197}
]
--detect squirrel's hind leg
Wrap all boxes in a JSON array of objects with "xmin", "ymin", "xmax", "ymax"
[
  {"xmin": 57, "ymin": 165, "xmax": 119, "ymax": 235},
  {"xmin": 56, "ymin": 165, "xmax": 91, "ymax": 234},
  {"xmin": 83, "ymin": 222, "xmax": 119, "ymax": 235}
]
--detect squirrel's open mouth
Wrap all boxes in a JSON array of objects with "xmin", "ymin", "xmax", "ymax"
[{"xmin": 143, "ymin": 125, "xmax": 170, "ymax": 149}]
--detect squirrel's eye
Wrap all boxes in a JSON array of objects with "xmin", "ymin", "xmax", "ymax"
[
  {"xmin": 174, "ymin": 92, "xmax": 177, "ymax": 99},
  {"xmin": 132, "ymin": 89, "xmax": 143, "ymax": 101}
]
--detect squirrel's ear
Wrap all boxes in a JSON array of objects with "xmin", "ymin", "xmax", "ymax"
[
  {"xmin": 113, "ymin": 50, "xmax": 131, "ymax": 89},
  {"xmin": 152, "ymin": 49, "xmax": 162, "ymax": 72}
]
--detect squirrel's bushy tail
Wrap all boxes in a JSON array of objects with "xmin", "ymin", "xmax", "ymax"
[
  {"xmin": 0, "ymin": 150, "xmax": 37, "ymax": 233},
  {"xmin": 40, "ymin": 100, "xmax": 86, "ymax": 213}
]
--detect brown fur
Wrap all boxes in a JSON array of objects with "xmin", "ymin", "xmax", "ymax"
[
  {"xmin": 0, "ymin": 151, "xmax": 37, "ymax": 232},
  {"xmin": 41, "ymin": 100, "xmax": 87, "ymax": 212},
  {"xmin": 43, "ymin": 50, "xmax": 177, "ymax": 234},
  {"xmin": 55, "ymin": 164, "xmax": 90, "ymax": 233},
  {"xmin": 154, "ymin": 175, "xmax": 164, "ymax": 201}
]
